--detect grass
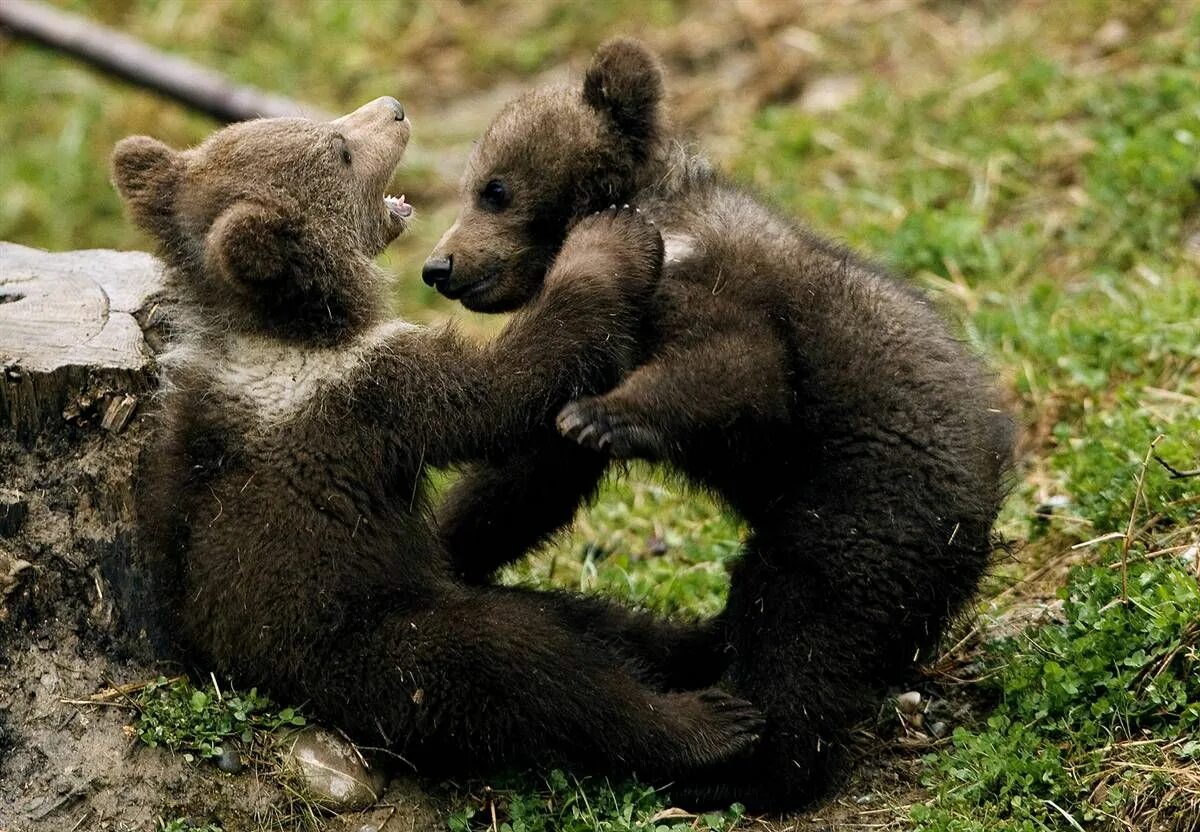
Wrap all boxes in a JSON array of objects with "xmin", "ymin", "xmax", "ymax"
[
  {"xmin": 447, "ymin": 771, "xmax": 745, "ymax": 832},
  {"xmin": 4, "ymin": 0, "xmax": 1198, "ymax": 830},
  {"xmin": 133, "ymin": 676, "xmax": 306, "ymax": 764}
]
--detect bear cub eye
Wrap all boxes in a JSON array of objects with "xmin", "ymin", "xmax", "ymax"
[
  {"xmin": 341, "ymin": 147, "xmax": 353, "ymax": 166},
  {"xmin": 480, "ymin": 179, "xmax": 509, "ymax": 212}
]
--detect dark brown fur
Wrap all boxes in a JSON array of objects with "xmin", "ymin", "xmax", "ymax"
[
  {"xmin": 115, "ymin": 99, "xmax": 765, "ymax": 780},
  {"xmin": 427, "ymin": 41, "xmax": 1015, "ymax": 808}
]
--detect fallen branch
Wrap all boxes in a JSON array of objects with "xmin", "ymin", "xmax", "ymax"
[
  {"xmin": 0, "ymin": 0, "xmax": 328, "ymax": 123},
  {"xmin": 1154, "ymin": 454, "xmax": 1200, "ymax": 480}
]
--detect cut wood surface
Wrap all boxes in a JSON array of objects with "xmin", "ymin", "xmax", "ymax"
[{"xmin": 0, "ymin": 241, "xmax": 165, "ymax": 435}]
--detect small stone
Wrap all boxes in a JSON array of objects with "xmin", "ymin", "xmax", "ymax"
[
  {"xmin": 647, "ymin": 535, "xmax": 668, "ymax": 556},
  {"xmin": 358, "ymin": 826, "xmax": 379, "ymax": 832},
  {"xmin": 280, "ymin": 726, "xmax": 386, "ymax": 811},
  {"xmin": 930, "ymin": 721, "xmax": 949, "ymax": 738},
  {"xmin": 216, "ymin": 745, "xmax": 244, "ymax": 773},
  {"xmin": 0, "ymin": 551, "xmax": 33, "ymax": 619},
  {"xmin": 1034, "ymin": 495, "xmax": 1071, "ymax": 524},
  {"xmin": 896, "ymin": 691, "xmax": 922, "ymax": 715},
  {"xmin": 909, "ymin": 712, "xmax": 925, "ymax": 730}
]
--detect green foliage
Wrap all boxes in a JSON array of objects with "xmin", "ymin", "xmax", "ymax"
[
  {"xmin": 448, "ymin": 770, "xmax": 744, "ymax": 832},
  {"xmin": 134, "ymin": 677, "xmax": 305, "ymax": 763},
  {"xmin": 1050, "ymin": 405, "xmax": 1199, "ymax": 534},
  {"xmin": 913, "ymin": 553, "xmax": 1200, "ymax": 831}
]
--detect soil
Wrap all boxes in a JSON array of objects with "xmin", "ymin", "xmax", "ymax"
[{"xmin": 0, "ymin": 412, "xmax": 457, "ymax": 831}]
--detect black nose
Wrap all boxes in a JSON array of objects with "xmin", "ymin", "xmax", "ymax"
[
  {"xmin": 423, "ymin": 254, "xmax": 453, "ymax": 288},
  {"xmin": 383, "ymin": 96, "xmax": 405, "ymax": 121}
]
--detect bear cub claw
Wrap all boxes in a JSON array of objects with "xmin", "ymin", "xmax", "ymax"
[{"xmin": 557, "ymin": 395, "xmax": 669, "ymax": 460}]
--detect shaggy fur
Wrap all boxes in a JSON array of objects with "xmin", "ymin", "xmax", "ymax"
[
  {"xmin": 116, "ymin": 99, "xmax": 765, "ymax": 779},
  {"xmin": 427, "ymin": 41, "xmax": 1015, "ymax": 807}
]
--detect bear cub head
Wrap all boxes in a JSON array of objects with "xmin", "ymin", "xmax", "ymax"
[
  {"xmin": 424, "ymin": 39, "xmax": 667, "ymax": 312},
  {"xmin": 112, "ymin": 97, "xmax": 412, "ymax": 343}
]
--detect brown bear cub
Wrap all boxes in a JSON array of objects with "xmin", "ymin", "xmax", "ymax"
[
  {"xmin": 114, "ymin": 98, "xmax": 766, "ymax": 781},
  {"xmin": 427, "ymin": 42, "xmax": 1014, "ymax": 807}
]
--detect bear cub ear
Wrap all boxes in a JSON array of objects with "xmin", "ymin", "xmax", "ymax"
[
  {"xmin": 111, "ymin": 136, "xmax": 183, "ymax": 241},
  {"xmin": 582, "ymin": 38, "xmax": 664, "ymax": 146},
  {"xmin": 205, "ymin": 200, "xmax": 309, "ymax": 287}
]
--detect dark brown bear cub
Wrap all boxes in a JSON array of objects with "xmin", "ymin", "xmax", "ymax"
[
  {"xmin": 115, "ymin": 98, "xmax": 764, "ymax": 781},
  {"xmin": 427, "ymin": 42, "xmax": 1014, "ymax": 808}
]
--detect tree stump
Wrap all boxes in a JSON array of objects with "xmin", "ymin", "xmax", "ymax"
[
  {"xmin": 0, "ymin": 242, "xmax": 182, "ymax": 829},
  {"xmin": 1, "ymin": 241, "xmax": 165, "ymax": 438}
]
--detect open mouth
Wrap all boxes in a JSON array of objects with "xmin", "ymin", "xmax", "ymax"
[{"xmin": 385, "ymin": 194, "xmax": 413, "ymax": 220}]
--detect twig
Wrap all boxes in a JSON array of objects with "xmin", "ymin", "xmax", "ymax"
[
  {"xmin": 350, "ymin": 742, "xmax": 418, "ymax": 773},
  {"xmin": 61, "ymin": 674, "xmax": 179, "ymax": 704},
  {"xmin": 1122, "ymin": 436, "xmax": 1163, "ymax": 602},
  {"xmin": 1154, "ymin": 453, "xmax": 1200, "ymax": 479},
  {"xmin": 59, "ymin": 698, "xmax": 138, "ymax": 710},
  {"xmin": 1107, "ymin": 543, "xmax": 1197, "ymax": 568},
  {"xmin": 1071, "ymin": 531, "xmax": 1125, "ymax": 550},
  {"xmin": 0, "ymin": 0, "xmax": 328, "ymax": 124}
]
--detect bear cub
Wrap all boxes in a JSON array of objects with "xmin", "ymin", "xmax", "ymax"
[
  {"xmin": 427, "ymin": 41, "xmax": 1014, "ymax": 808},
  {"xmin": 114, "ymin": 97, "xmax": 764, "ymax": 781}
]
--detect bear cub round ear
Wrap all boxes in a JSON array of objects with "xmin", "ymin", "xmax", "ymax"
[
  {"xmin": 111, "ymin": 136, "xmax": 183, "ymax": 240},
  {"xmin": 205, "ymin": 200, "xmax": 305, "ymax": 287},
  {"xmin": 582, "ymin": 38, "xmax": 664, "ymax": 147}
]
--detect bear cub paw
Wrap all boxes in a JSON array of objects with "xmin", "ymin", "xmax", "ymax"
[
  {"xmin": 553, "ymin": 204, "xmax": 664, "ymax": 300},
  {"xmin": 661, "ymin": 687, "xmax": 765, "ymax": 770},
  {"xmin": 557, "ymin": 395, "xmax": 670, "ymax": 460}
]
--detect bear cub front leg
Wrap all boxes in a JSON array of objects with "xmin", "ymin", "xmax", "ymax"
[{"xmin": 552, "ymin": 204, "xmax": 672, "ymax": 459}]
